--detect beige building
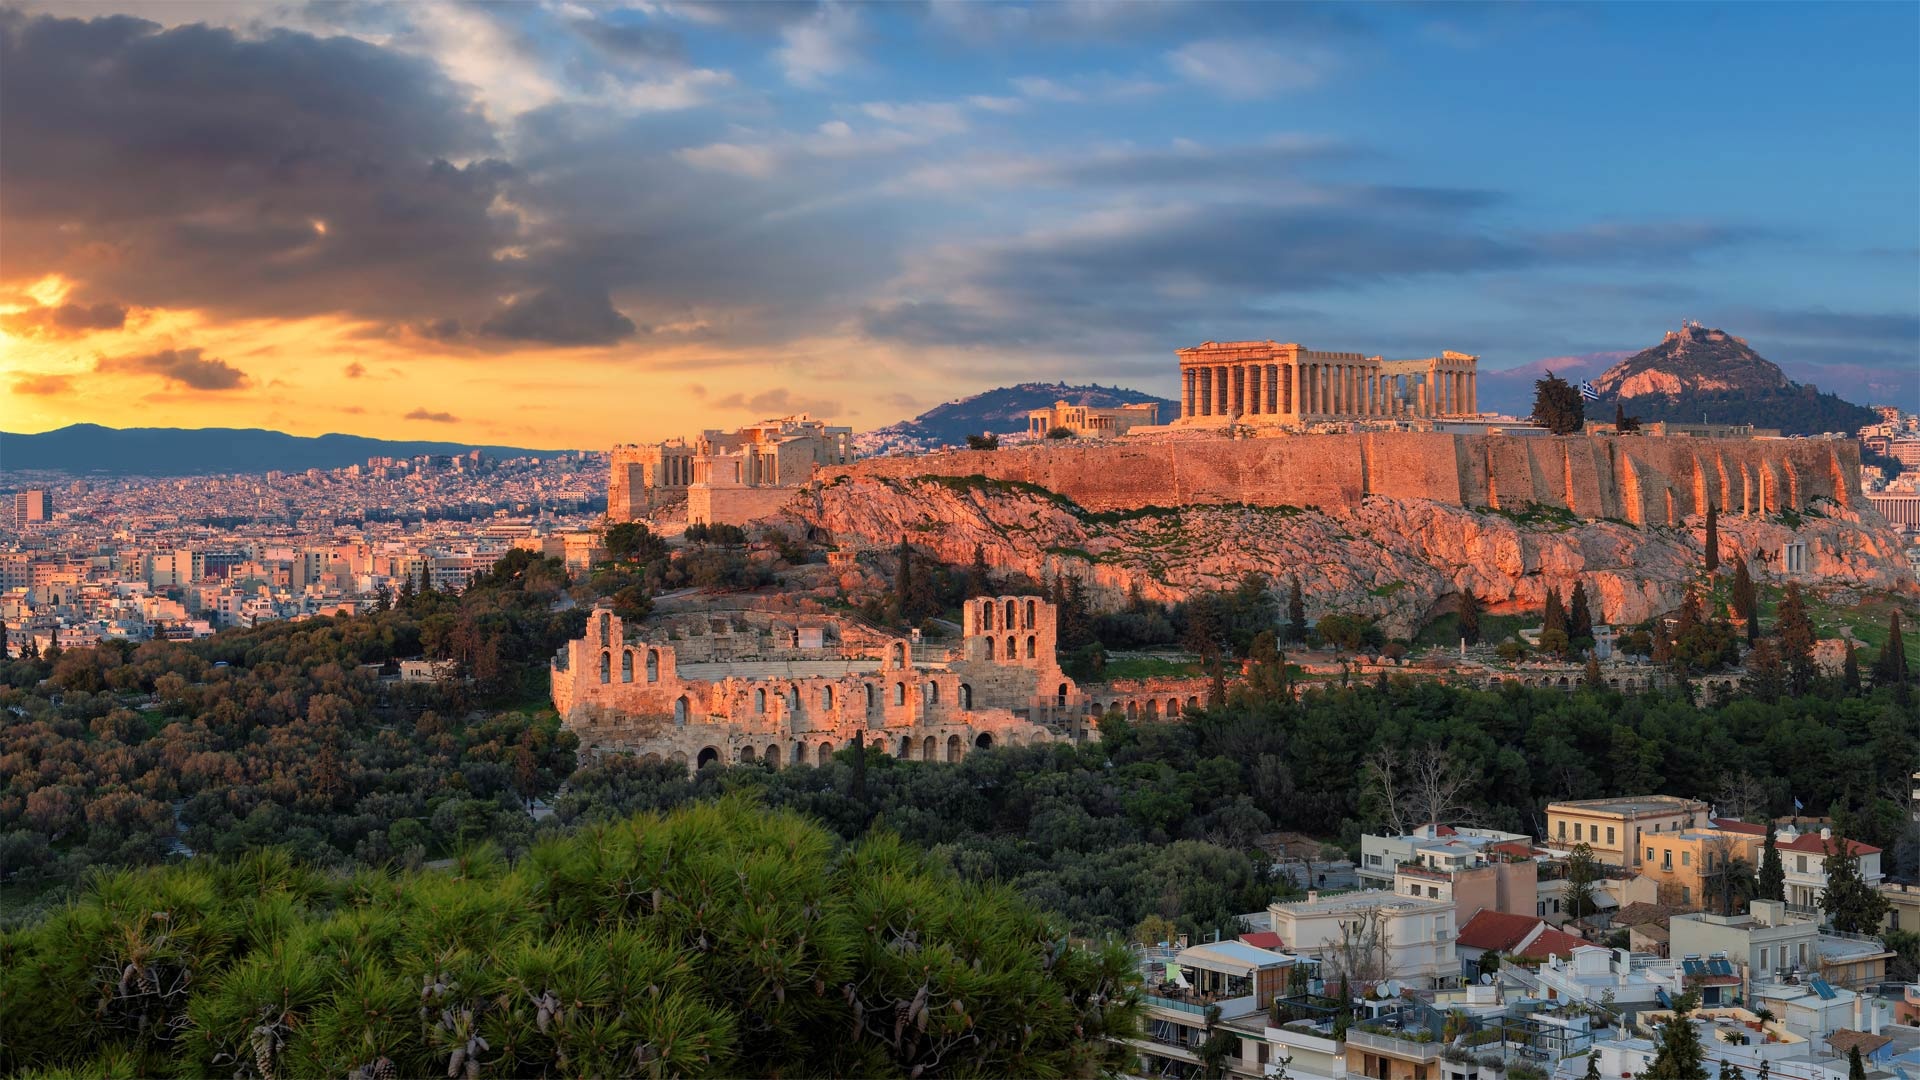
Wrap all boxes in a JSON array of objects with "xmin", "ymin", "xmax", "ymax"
[
  {"xmin": 1265, "ymin": 890, "xmax": 1459, "ymax": 988},
  {"xmin": 1545, "ymin": 795, "xmax": 1709, "ymax": 868},
  {"xmin": 1025, "ymin": 399, "xmax": 1160, "ymax": 439},
  {"xmin": 1174, "ymin": 340, "xmax": 1479, "ymax": 427},
  {"xmin": 12, "ymin": 489, "xmax": 52, "ymax": 528}
]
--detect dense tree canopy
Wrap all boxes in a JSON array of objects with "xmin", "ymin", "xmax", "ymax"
[{"xmin": 0, "ymin": 799, "xmax": 1141, "ymax": 1078}]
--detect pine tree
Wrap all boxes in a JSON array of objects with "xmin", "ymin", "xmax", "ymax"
[
  {"xmin": 1774, "ymin": 582, "xmax": 1815, "ymax": 695},
  {"xmin": 1570, "ymin": 581, "xmax": 1593, "ymax": 644},
  {"xmin": 1821, "ymin": 838, "xmax": 1891, "ymax": 934},
  {"xmin": 1758, "ymin": 823, "xmax": 1785, "ymax": 902},
  {"xmin": 1730, "ymin": 558, "xmax": 1758, "ymax": 643},
  {"xmin": 1703, "ymin": 503, "xmax": 1719, "ymax": 574},
  {"xmin": 1644, "ymin": 993, "xmax": 1707, "ymax": 1080},
  {"xmin": 1458, "ymin": 590, "xmax": 1483, "ymax": 646},
  {"xmin": 1531, "ymin": 372, "xmax": 1585, "ymax": 435},
  {"xmin": 1287, "ymin": 577, "xmax": 1308, "ymax": 644}
]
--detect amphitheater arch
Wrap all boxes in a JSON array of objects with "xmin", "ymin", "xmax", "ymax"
[
  {"xmin": 670, "ymin": 751, "xmax": 688, "ymax": 767},
  {"xmin": 893, "ymin": 681, "xmax": 906, "ymax": 706},
  {"xmin": 599, "ymin": 651, "xmax": 611, "ymax": 683},
  {"xmin": 641, "ymin": 752, "xmax": 662, "ymax": 765},
  {"xmin": 980, "ymin": 600, "xmax": 994, "ymax": 630},
  {"xmin": 673, "ymin": 696, "xmax": 689, "ymax": 724},
  {"xmin": 647, "ymin": 649, "xmax": 659, "ymax": 682},
  {"xmin": 1058, "ymin": 683, "xmax": 1070, "ymax": 707},
  {"xmin": 822, "ymin": 685, "xmax": 835, "ymax": 710},
  {"xmin": 985, "ymin": 636, "xmax": 996, "ymax": 660},
  {"xmin": 1027, "ymin": 599, "xmax": 1037, "ymax": 627},
  {"xmin": 1025, "ymin": 636, "xmax": 1036, "ymax": 659},
  {"xmin": 793, "ymin": 743, "xmax": 808, "ymax": 767},
  {"xmin": 764, "ymin": 744, "xmax": 781, "ymax": 767},
  {"xmin": 1004, "ymin": 598, "xmax": 1016, "ymax": 626},
  {"xmin": 899, "ymin": 735, "xmax": 914, "ymax": 759},
  {"xmin": 755, "ymin": 688, "xmax": 767, "ymax": 712},
  {"xmin": 818, "ymin": 740, "xmax": 833, "ymax": 762},
  {"xmin": 924, "ymin": 681, "xmax": 939, "ymax": 707},
  {"xmin": 738, "ymin": 745, "xmax": 756, "ymax": 763},
  {"xmin": 923, "ymin": 735, "xmax": 937, "ymax": 760},
  {"xmin": 960, "ymin": 684, "xmax": 973, "ymax": 708},
  {"xmin": 696, "ymin": 746, "xmax": 719, "ymax": 769},
  {"xmin": 1005, "ymin": 634, "xmax": 1016, "ymax": 659},
  {"xmin": 1167, "ymin": 697, "xmax": 1180, "ymax": 715},
  {"xmin": 1146, "ymin": 700, "xmax": 1160, "ymax": 719},
  {"xmin": 621, "ymin": 651, "xmax": 633, "ymax": 682},
  {"xmin": 1186, "ymin": 696, "xmax": 1199, "ymax": 710},
  {"xmin": 975, "ymin": 732, "xmax": 994, "ymax": 750},
  {"xmin": 891, "ymin": 642, "xmax": 907, "ymax": 667},
  {"xmin": 947, "ymin": 734, "xmax": 962, "ymax": 761},
  {"xmin": 1125, "ymin": 700, "xmax": 1138, "ymax": 718}
]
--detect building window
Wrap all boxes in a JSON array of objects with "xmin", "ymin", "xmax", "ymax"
[
  {"xmin": 1681, "ymin": 851, "xmax": 1691, "ymax": 867},
  {"xmin": 1558, "ymin": 821, "xmax": 1567, "ymax": 839},
  {"xmin": 1574, "ymin": 823, "xmax": 1583, "ymax": 841},
  {"xmin": 1681, "ymin": 886, "xmax": 1691, "ymax": 905},
  {"xmin": 1662, "ymin": 851, "xmax": 1672, "ymax": 871},
  {"xmin": 1647, "ymin": 846, "xmax": 1655, "ymax": 861},
  {"xmin": 1367, "ymin": 854, "xmax": 1383, "ymax": 866},
  {"xmin": 755, "ymin": 688, "xmax": 766, "ymax": 712},
  {"xmin": 1607, "ymin": 827, "xmax": 1615, "ymax": 844},
  {"xmin": 1428, "ymin": 887, "xmax": 1439, "ymax": 899},
  {"xmin": 1025, "ymin": 635, "xmax": 1036, "ymax": 659},
  {"xmin": 1538, "ymin": 901, "xmax": 1546, "ymax": 916},
  {"xmin": 1796, "ymin": 855, "xmax": 1807, "ymax": 874},
  {"xmin": 1759, "ymin": 947, "xmax": 1768, "ymax": 971},
  {"xmin": 1410, "ymin": 883, "xmax": 1420, "ymax": 895}
]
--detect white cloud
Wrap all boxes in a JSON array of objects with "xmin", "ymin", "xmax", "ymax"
[
  {"xmin": 675, "ymin": 141, "xmax": 780, "ymax": 178},
  {"xmin": 1168, "ymin": 38, "xmax": 1333, "ymax": 99},
  {"xmin": 1011, "ymin": 73, "xmax": 1165, "ymax": 103},
  {"xmin": 859, "ymin": 101, "xmax": 971, "ymax": 135},
  {"xmin": 776, "ymin": 4, "xmax": 859, "ymax": 87}
]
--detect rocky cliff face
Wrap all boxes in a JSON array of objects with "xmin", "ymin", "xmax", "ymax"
[
  {"xmin": 778, "ymin": 475, "xmax": 1912, "ymax": 638},
  {"xmin": 1589, "ymin": 323, "xmax": 1875, "ymax": 435}
]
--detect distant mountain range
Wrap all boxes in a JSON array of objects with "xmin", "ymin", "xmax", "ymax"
[
  {"xmin": 0, "ymin": 424, "xmax": 576, "ymax": 477},
  {"xmin": 857, "ymin": 382, "xmax": 1177, "ymax": 453}
]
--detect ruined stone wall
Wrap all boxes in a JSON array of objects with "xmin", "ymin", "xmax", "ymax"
[
  {"xmin": 824, "ymin": 434, "xmax": 1859, "ymax": 522},
  {"xmin": 688, "ymin": 485, "xmax": 801, "ymax": 526}
]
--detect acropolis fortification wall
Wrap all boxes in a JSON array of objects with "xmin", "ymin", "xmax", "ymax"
[{"xmin": 820, "ymin": 433, "xmax": 1860, "ymax": 525}]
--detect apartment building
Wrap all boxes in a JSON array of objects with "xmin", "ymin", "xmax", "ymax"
[
  {"xmin": 1544, "ymin": 795, "xmax": 1709, "ymax": 868},
  {"xmin": 1267, "ymin": 891, "xmax": 1459, "ymax": 989},
  {"xmin": 1635, "ymin": 821, "xmax": 1765, "ymax": 910}
]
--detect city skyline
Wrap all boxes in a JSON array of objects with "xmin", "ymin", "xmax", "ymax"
[{"xmin": 2, "ymin": 1, "xmax": 1916, "ymax": 449}]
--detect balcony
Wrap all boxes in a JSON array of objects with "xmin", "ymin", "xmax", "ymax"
[{"xmin": 1346, "ymin": 1027, "xmax": 1443, "ymax": 1062}]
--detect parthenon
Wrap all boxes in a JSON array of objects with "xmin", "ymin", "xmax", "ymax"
[{"xmin": 1174, "ymin": 340, "xmax": 1479, "ymax": 426}]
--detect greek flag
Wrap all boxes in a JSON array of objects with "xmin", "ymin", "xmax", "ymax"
[
  {"xmin": 1794, "ymin": 796, "xmax": 1804, "ymax": 811},
  {"xmin": 1579, "ymin": 381, "xmax": 1600, "ymax": 402}
]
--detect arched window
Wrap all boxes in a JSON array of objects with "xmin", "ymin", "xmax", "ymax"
[
  {"xmin": 1026, "ymin": 599, "xmax": 1037, "ymax": 628},
  {"xmin": 646, "ymin": 650, "xmax": 659, "ymax": 682},
  {"xmin": 891, "ymin": 642, "xmax": 907, "ymax": 667},
  {"xmin": 893, "ymin": 682, "xmax": 906, "ymax": 706},
  {"xmin": 599, "ymin": 651, "xmax": 611, "ymax": 683},
  {"xmin": 923, "ymin": 681, "xmax": 938, "ymax": 707},
  {"xmin": 959, "ymin": 684, "xmax": 973, "ymax": 708},
  {"xmin": 1057, "ymin": 684, "xmax": 1069, "ymax": 707},
  {"xmin": 1005, "ymin": 635, "xmax": 1015, "ymax": 660},
  {"xmin": 789, "ymin": 686, "xmax": 801, "ymax": 711},
  {"xmin": 600, "ymin": 612, "xmax": 611, "ymax": 643},
  {"xmin": 621, "ymin": 651, "xmax": 634, "ymax": 682},
  {"xmin": 947, "ymin": 734, "xmax": 962, "ymax": 762},
  {"xmin": 819, "ymin": 741, "xmax": 833, "ymax": 762},
  {"xmin": 764, "ymin": 744, "xmax": 781, "ymax": 767},
  {"xmin": 822, "ymin": 685, "xmax": 835, "ymax": 710},
  {"xmin": 696, "ymin": 746, "xmax": 718, "ymax": 768},
  {"xmin": 1004, "ymin": 599, "xmax": 1015, "ymax": 626},
  {"xmin": 985, "ymin": 636, "xmax": 995, "ymax": 660},
  {"xmin": 899, "ymin": 736, "xmax": 913, "ymax": 759},
  {"xmin": 864, "ymin": 683, "xmax": 876, "ymax": 708},
  {"xmin": 923, "ymin": 735, "xmax": 936, "ymax": 761},
  {"xmin": 674, "ymin": 697, "xmax": 688, "ymax": 724},
  {"xmin": 755, "ymin": 688, "xmax": 767, "ymax": 712},
  {"xmin": 1025, "ymin": 635, "xmax": 1036, "ymax": 659},
  {"xmin": 974, "ymin": 732, "xmax": 994, "ymax": 750},
  {"xmin": 980, "ymin": 601, "xmax": 994, "ymax": 630}
]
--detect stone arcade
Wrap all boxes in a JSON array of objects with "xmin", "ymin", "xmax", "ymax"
[
  {"xmin": 1175, "ymin": 340, "xmax": 1479, "ymax": 426},
  {"xmin": 553, "ymin": 596, "xmax": 1108, "ymax": 769}
]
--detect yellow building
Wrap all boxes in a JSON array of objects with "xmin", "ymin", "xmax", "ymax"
[
  {"xmin": 1635, "ymin": 823, "xmax": 1763, "ymax": 911},
  {"xmin": 1545, "ymin": 796, "xmax": 1709, "ymax": 868}
]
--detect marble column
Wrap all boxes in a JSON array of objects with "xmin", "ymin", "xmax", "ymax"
[
  {"xmin": 1183, "ymin": 370, "xmax": 1194, "ymax": 419},
  {"xmin": 1285, "ymin": 364, "xmax": 1297, "ymax": 416},
  {"xmin": 1216, "ymin": 365, "xmax": 1229, "ymax": 416}
]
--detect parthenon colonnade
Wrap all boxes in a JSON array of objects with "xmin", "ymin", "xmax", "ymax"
[{"xmin": 1175, "ymin": 341, "xmax": 1478, "ymax": 426}]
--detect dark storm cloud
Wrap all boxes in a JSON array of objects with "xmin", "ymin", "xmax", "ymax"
[
  {"xmin": 862, "ymin": 201, "xmax": 1762, "ymax": 358},
  {"xmin": 96, "ymin": 347, "xmax": 252, "ymax": 390},
  {"xmin": 479, "ymin": 285, "xmax": 638, "ymax": 346},
  {"xmin": 0, "ymin": 10, "xmax": 511, "ymax": 327},
  {"xmin": 0, "ymin": 300, "xmax": 128, "ymax": 336}
]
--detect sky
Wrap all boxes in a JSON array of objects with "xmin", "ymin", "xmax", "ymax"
[{"xmin": 2, "ymin": 1, "xmax": 1916, "ymax": 450}]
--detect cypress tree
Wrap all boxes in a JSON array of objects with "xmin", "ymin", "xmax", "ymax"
[
  {"xmin": 1458, "ymin": 590, "xmax": 1483, "ymax": 646},
  {"xmin": 965, "ymin": 543, "xmax": 992, "ymax": 599},
  {"xmin": 1758, "ymin": 823, "xmax": 1785, "ymax": 901},
  {"xmin": 1849, "ymin": 1046, "xmax": 1866, "ymax": 1080},
  {"xmin": 1570, "ymin": 581, "xmax": 1593, "ymax": 644},
  {"xmin": 1842, "ymin": 643, "xmax": 1861, "ymax": 696},
  {"xmin": 1287, "ymin": 576, "xmax": 1308, "ymax": 644},
  {"xmin": 1644, "ymin": 993, "xmax": 1707, "ymax": 1080},
  {"xmin": 1704, "ymin": 503, "xmax": 1719, "ymax": 574},
  {"xmin": 1543, "ymin": 587, "xmax": 1567, "ymax": 636},
  {"xmin": 1730, "ymin": 558, "xmax": 1758, "ymax": 643},
  {"xmin": 1872, "ymin": 610, "xmax": 1908, "ymax": 700},
  {"xmin": 1584, "ymin": 653, "xmax": 1604, "ymax": 689}
]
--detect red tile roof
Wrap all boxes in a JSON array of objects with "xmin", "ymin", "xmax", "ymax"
[
  {"xmin": 1239, "ymin": 931, "xmax": 1286, "ymax": 951},
  {"xmin": 1457, "ymin": 910, "xmax": 1544, "ymax": 952},
  {"xmin": 1516, "ymin": 928, "xmax": 1591, "ymax": 960},
  {"xmin": 1780, "ymin": 834, "xmax": 1881, "ymax": 856},
  {"xmin": 1434, "ymin": 825, "xmax": 1458, "ymax": 836},
  {"xmin": 1489, "ymin": 840, "xmax": 1539, "ymax": 858},
  {"xmin": 1711, "ymin": 818, "xmax": 1767, "ymax": 836}
]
